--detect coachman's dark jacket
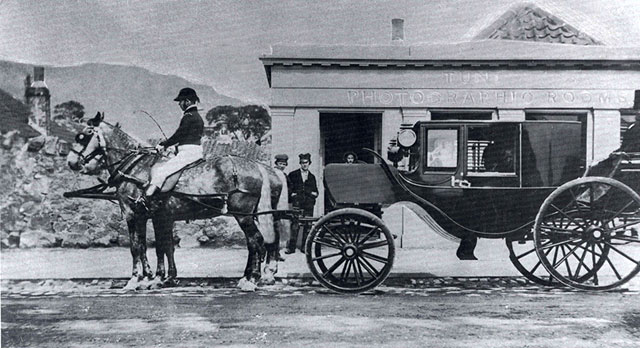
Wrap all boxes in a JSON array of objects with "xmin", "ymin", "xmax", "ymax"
[
  {"xmin": 287, "ymin": 169, "xmax": 318, "ymax": 215},
  {"xmin": 159, "ymin": 106, "xmax": 204, "ymax": 147}
]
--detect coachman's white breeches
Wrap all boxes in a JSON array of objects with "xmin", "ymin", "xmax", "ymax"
[{"xmin": 150, "ymin": 144, "xmax": 203, "ymax": 188}]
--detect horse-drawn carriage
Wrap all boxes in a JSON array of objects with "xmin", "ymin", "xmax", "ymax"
[
  {"xmin": 65, "ymin": 113, "xmax": 639, "ymax": 294},
  {"xmin": 307, "ymin": 120, "xmax": 640, "ymax": 293}
]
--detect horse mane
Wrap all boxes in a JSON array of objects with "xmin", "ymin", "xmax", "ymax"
[{"xmin": 101, "ymin": 121, "xmax": 150, "ymax": 149}]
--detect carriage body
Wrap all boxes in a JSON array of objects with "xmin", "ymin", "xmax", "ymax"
[
  {"xmin": 309, "ymin": 119, "xmax": 640, "ymax": 293},
  {"xmin": 325, "ymin": 120, "xmax": 584, "ymax": 239}
]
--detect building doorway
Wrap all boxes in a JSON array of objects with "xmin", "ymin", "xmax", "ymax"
[{"xmin": 320, "ymin": 112, "xmax": 382, "ymax": 165}]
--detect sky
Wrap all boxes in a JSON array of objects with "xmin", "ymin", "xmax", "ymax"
[{"xmin": 1, "ymin": 0, "xmax": 639, "ymax": 104}]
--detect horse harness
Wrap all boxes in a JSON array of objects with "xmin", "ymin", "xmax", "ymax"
[{"xmin": 72, "ymin": 129, "xmax": 286, "ymax": 218}]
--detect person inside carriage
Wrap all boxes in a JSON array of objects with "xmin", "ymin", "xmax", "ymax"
[
  {"xmin": 142, "ymin": 87, "xmax": 205, "ymax": 203},
  {"xmin": 343, "ymin": 151, "xmax": 357, "ymax": 164}
]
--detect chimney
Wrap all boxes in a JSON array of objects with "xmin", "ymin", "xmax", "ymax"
[
  {"xmin": 24, "ymin": 66, "xmax": 51, "ymax": 135},
  {"xmin": 392, "ymin": 18, "xmax": 404, "ymax": 43},
  {"xmin": 34, "ymin": 66, "xmax": 44, "ymax": 82}
]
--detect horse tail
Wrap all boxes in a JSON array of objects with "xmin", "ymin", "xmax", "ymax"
[
  {"xmin": 273, "ymin": 169, "xmax": 291, "ymax": 246},
  {"xmin": 256, "ymin": 164, "xmax": 276, "ymax": 244}
]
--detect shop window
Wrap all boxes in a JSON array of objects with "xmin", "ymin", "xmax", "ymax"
[
  {"xmin": 425, "ymin": 128, "xmax": 458, "ymax": 171},
  {"xmin": 525, "ymin": 111, "xmax": 587, "ymax": 169}
]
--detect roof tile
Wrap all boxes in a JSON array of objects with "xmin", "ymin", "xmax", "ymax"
[{"xmin": 474, "ymin": 3, "xmax": 601, "ymax": 45}]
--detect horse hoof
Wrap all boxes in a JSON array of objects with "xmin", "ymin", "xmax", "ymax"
[
  {"xmin": 148, "ymin": 277, "xmax": 163, "ymax": 289},
  {"xmin": 122, "ymin": 277, "xmax": 140, "ymax": 291},
  {"xmin": 237, "ymin": 277, "xmax": 258, "ymax": 292},
  {"xmin": 261, "ymin": 276, "xmax": 276, "ymax": 286},
  {"xmin": 162, "ymin": 278, "xmax": 178, "ymax": 288}
]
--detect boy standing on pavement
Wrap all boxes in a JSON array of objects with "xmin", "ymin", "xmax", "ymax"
[{"xmin": 286, "ymin": 153, "xmax": 318, "ymax": 254}]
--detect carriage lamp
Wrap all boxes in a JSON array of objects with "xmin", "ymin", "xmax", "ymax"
[{"xmin": 397, "ymin": 129, "xmax": 417, "ymax": 148}]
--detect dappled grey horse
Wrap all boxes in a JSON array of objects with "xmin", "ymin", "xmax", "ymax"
[{"xmin": 66, "ymin": 112, "xmax": 288, "ymax": 290}]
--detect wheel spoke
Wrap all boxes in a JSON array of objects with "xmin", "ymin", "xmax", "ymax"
[
  {"xmin": 314, "ymin": 237, "xmax": 343, "ymax": 249},
  {"xmin": 322, "ymin": 224, "xmax": 347, "ymax": 245},
  {"xmin": 538, "ymin": 224, "xmax": 581, "ymax": 236},
  {"xmin": 357, "ymin": 226, "xmax": 381, "ymax": 246},
  {"xmin": 322, "ymin": 256, "xmax": 346, "ymax": 277},
  {"xmin": 358, "ymin": 255, "xmax": 380, "ymax": 277},
  {"xmin": 607, "ymin": 220, "xmax": 640, "ymax": 232},
  {"xmin": 515, "ymin": 246, "xmax": 537, "ymax": 260},
  {"xmin": 340, "ymin": 259, "xmax": 352, "ymax": 282},
  {"xmin": 572, "ymin": 242, "xmax": 591, "ymax": 279},
  {"xmin": 603, "ymin": 241, "xmax": 640, "ymax": 264},
  {"xmin": 549, "ymin": 204, "xmax": 588, "ymax": 230},
  {"xmin": 610, "ymin": 235, "xmax": 640, "ymax": 243},
  {"xmin": 597, "ymin": 244, "xmax": 622, "ymax": 281},
  {"xmin": 360, "ymin": 240, "xmax": 389, "ymax": 250},
  {"xmin": 557, "ymin": 245, "xmax": 573, "ymax": 276},
  {"xmin": 361, "ymin": 251, "xmax": 388, "ymax": 265},
  {"xmin": 591, "ymin": 243, "xmax": 599, "ymax": 285},
  {"xmin": 312, "ymin": 251, "xmax": 342, "ymax": 262},
  {"xmin": 547, "ymin": 246, "xmax": 561, "ymax": 282},
  {"xmin": 539, "ymin": 237, "xmax": 583, "ymax": 251},
  {"xmin": 603, "ymin": 200, "xmax": 636, "ymax": 227},
  {"xmin": 354, "ymin": 259, "xmax": 364, "ymax": 285},
  {"xmin": 351, "ymin": 220, "xmax": 362, "ymax": 244}
]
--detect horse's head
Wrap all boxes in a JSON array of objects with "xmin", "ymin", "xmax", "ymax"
[{"xmin": 67, "ymin": 112, "xmax": 108, "ymax": 174}]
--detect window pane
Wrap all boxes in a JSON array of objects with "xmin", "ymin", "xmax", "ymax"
[
  {"xmin": 426, "ymin": 129, "xmax": 458, "ymax": 170},
  {"xmin": 468, "ymin": 124, "xmax": 517, "ymax": 174}
]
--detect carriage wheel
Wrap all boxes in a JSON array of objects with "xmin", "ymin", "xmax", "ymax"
[
  {"xmin": 506, "ymin": 232, "xmax": 606, "ymax": 286},
  {"xmin": 534, "ymin": 177, "xmax": 640, "ymax": 290},
  {"xmin": 506, "ymin": 234, "xmax": 558, "ymax": 286},
  {"xmin": 305, "ymin": 208, "xmax": 395, "ymax": 294}
]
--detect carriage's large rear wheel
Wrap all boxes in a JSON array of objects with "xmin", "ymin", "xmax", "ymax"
[
  {"xmin": 534, "ymin": 177, "xmax": 640, "ymax": 290},
  {"xmin": 305, "ymin": 208, "xmax": 395, "ymax": 294}
]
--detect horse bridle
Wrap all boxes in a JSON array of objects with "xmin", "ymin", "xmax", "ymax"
[{"xmin": 71, "ymin": 126, "xmax": 128, "ymax": 170}]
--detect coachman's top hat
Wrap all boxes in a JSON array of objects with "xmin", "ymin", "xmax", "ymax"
[
  {"xmin": 174, "ymin": 87, "xmax": 200, "ymax": 103},
  {"xmin": 633, "ymin": 90, "xmax": 640, "ymax": 111}
]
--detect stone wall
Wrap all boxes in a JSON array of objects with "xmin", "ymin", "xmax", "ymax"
[{"xmin": 0, "ymin": 133, "xmax": 259, "ymax": 249}]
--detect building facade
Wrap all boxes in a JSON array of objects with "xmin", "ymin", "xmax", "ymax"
[{"xmin": 260, "ymin": 5, "xmax": 640, "ymax": 216}]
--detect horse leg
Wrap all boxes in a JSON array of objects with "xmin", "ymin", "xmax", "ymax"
[
  {"xmin": 153, "ymin": 217, "xmax": 178, "ymax": 287},
  {"xmin": 262, "ymin": 241, "xmax": 279, "ymax": 286},
  {"xmin": 123, "ymin": 216, "xmax": 150, "ymax": 290},
  {"xmin": 148, "ymin": 216, "xmax": 167, "ymax": 288},
  {"xmin": 235, "ymin": 216, "xmax": 265, "ymax": 291}
]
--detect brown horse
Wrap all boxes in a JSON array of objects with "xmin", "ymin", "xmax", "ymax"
[{"xmin": 66, "ymin": 112, "xmax": 288, "ymax": 290}]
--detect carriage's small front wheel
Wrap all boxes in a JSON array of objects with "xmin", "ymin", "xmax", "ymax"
[
  {"xmin": 534, "ymin": 177, "xmax": 640, "ymax": 290},
  {"xmin": 506, "ymin": 234, "xmax": 558, "ymax": 286},
  {"xmin": 305, "ymin": 208, "xmax": 395, "ymax": 294}
]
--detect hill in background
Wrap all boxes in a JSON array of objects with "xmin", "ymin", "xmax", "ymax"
[{"xmin": 0, "ymin": 60, "xmax": 243, "ymax": 140}]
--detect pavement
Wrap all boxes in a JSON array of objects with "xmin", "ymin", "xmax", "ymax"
[{"xmin": 1, "ymin": 239, "xmax": 522, "ymax": 280}]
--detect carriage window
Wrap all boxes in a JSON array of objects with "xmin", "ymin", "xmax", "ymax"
[
  {"xmin": 425, "ymin": 129, "xmax": 458, "ymax": 171},
  {"xmin": 467, "ymin": 124, "xmax": 517, "ymax": 175}
]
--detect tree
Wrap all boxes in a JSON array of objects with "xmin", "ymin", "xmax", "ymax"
[
  {"xmin": 205, "ymin": 105, "xmax": 271, "ymax": 144},
  {"xmin": 53, "ymin": 100, "xmax": 85, "ymax": 123}
]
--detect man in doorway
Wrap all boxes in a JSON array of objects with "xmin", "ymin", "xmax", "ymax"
[{"xmin": 286, "ymin": 153, "xmax": 318, "ymax": 254}]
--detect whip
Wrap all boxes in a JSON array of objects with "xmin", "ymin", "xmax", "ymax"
[{"xmin": 134, "ymin": 110, "xmax": 168, "ymax": 141}]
